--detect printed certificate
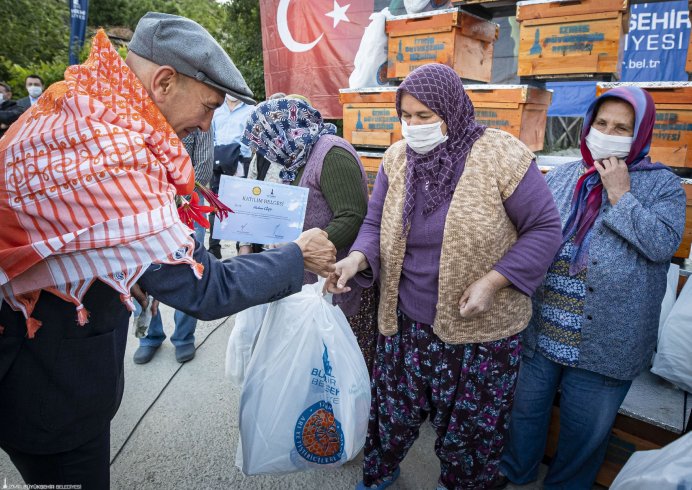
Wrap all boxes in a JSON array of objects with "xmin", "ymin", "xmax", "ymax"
[{"xmin": 212, "ymin": 176, "xmax": 309, "ymax": 245}]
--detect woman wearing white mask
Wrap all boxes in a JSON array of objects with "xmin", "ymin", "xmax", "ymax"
[
  {"xmin": 325, "ymin": 64, "xmax": 562, "ymax": 489},
  {"xmin": 498, "ymin": 87, "xmax": 687, "ymax": 489}
]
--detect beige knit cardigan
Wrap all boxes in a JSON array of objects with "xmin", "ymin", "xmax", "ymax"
[{"xmin": 378, "ymin": 129, "xmax": 535, "ymax": 344}]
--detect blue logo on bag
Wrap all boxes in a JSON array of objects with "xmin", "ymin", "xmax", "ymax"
[
  {"xmin": 294, "ymin": 400, "xmax": 344, "ymax": 464},
  {"xmin": 295, "ymin": 343, "xmax": 345, "ymax": 464}
]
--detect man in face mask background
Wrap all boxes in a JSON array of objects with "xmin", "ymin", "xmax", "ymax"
[
  {"xmin": 16, "ymin": 74, "xmax": 44, "ymax": 111},
  {"xmin": 499, "ymin": 86, "xmax": 687, "ymax": 490},
  {"xmin": 0, "ymin": 82, "xmax": 26, "ymax": 139}
]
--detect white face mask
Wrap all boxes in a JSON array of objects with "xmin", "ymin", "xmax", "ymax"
[
  {"xmin": 0, "ymin": 93, "xmax": 5, "ymax": 103},
  {"xmin": 401, "ymin": 120, "xmax": 448, "ymax": 154},
  {"xmin": 27, "ymin": 86, "xmax": 42, "ymax": 98},
  {"xmin": 585, "ymin": 126, "xmax": 633, "ymax": 161}
]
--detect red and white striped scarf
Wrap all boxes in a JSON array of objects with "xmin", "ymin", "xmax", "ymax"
[{"xmin": 0, "ymin": 31, "xmax": 202, "ymax": 336}]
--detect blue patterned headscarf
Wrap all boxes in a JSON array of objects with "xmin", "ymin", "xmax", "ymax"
[{"xmin": 241, "ymin": 98, "xmax": 336, "ymax": 183}]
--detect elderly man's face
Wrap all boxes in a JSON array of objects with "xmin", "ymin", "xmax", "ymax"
[{"xmin": 159, "ymin": 76, "xmax": 225, "ymax": 139}]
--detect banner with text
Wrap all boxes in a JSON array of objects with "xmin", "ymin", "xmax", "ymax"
[
  {"xmin": 622, "ymin": 0, "xmax": 690, "ymax": 81},
  {"xmin": 69, "ymin": 0, "xmax": 89, "ymax": 66}
]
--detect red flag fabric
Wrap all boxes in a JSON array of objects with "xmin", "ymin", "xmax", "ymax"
[{"xmin": 260, "ymin": 0, "xmax": 375, "ymax": 118}]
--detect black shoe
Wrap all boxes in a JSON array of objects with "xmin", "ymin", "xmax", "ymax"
[
  {"xmin": 490, "ymin": 475, "xmax": 509, "ymax": 490},
  {"xmin": 133, "ymin": 345, "xmax": 160, "ymax": 364},
  {"xmin": 175, "ymin": 343, "xmax": 196, "ymax": 363}
]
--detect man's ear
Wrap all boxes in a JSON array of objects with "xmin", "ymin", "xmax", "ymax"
[{"xmin": 149, "ymin": 66, "xmax": 179, "ymax": 103}]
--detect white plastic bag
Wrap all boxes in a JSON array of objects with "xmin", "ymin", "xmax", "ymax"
[
  {"xmin": 348, "ymin": 8, "xmax": 391, "ymax": 89},
  {"xmin": 657, "ymin": 263, "xmax": 679, "ymax": 343},
  {"xmin": 225, "ymin": 304, "xmax": 269, "ymax": 386},
  {"xmin": 651, "ymin": 278, "xmax": 692, "ymax": 393},
  {"xmin": 610, "ymin": 432, "xmax": 692, "ymax": 489},
  {"xmin": 404, "ymin": 0, "xmax": 431, "ymax": 13},
  {"xmin": 238, "ymin": 281, "xmax": 371, "ymax": 475},
  {"xmin": 404, "ymin": 0, "xmax": 451, "ymax": 14}
]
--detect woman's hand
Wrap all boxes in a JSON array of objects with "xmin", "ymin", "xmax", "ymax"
[
  {"xmin": 324, "ymin": 251, "xmax": 368, "ymax": 295},
  {"xmin": 458, "ymin": 270, "xmax": 510, "ymax": 319},
  {"xmin": 595, "ymin": 156, "xmax": 630, "ymax": 205}
]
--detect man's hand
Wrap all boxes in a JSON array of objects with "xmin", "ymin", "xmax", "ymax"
[
  {"xmin": 324, "ymin": 252, "xmax": 368, "ymax": 295},
  {"xmin": 458, "ymin": 270, "xmax": 510, "ymax": 319},
  {"xmin": 595, "ymin": 156, "xmax": 630, "ymax": 205},
  {"xmin": 238, "ymin": 245, "xmax": 253, "ymax": 255},
  {"xmin": 130, "ymin": 283, "xmax": 159, "ymax": 315},
  {"xmin": 294, "ymin": 228, "xmax": 336, "ymax": 277}
]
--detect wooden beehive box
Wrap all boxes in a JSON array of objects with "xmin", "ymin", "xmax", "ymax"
[
  {"xmin": 340, "ymin": 87, "xmax": 400, "ymax": 149},
  {"xmin": 516, "ymin": 0, "xmax": 628, "ymax": 79},
  {"xmin": 358, "ymin": 151, "xmax": 384, "ymax": 194},
  {"xmin": 597, "ymin": 82, "xmax": 692, "ymax": 169},
  {"xmin": 385, "ymin": 8, "xmax": 498, "ymax": 82},
  {"xmin": 466, "ymin": 84, "xmax": 552, "ymax": 151}
]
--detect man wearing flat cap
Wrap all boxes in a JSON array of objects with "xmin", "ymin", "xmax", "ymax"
[{"xmin": 0, "ymin": 12, "xmax": 336, "ymax": 488}]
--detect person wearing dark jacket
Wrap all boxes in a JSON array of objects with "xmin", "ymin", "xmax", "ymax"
[
  {"xmin": 0, "ymin": 82, "xmax": 26, "ymax": 139},
  {"xmin": 0, "ymin": 13, "xmax": 336, "ymax": 489}
]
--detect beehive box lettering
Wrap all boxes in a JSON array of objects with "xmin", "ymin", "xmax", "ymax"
[
  {"xmin": 340, "ymin": 88, "xmax": 400, "ymax": 149},
  {"xmin": 466, "ymin": 85, "xmax": 552, "ymax": 151},
  {"xmin": 341, "ymin": 85, "xmax": 552, "ymax": 151},
  {"xmin": 517, "ymin": 0, "xmax": 628, "ymax": 78},
  {"xmin": 386, "ymin": 9, "xmax": 498, "ymax": 82}
]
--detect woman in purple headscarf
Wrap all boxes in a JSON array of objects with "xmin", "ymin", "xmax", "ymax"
[
  {"xmin": 499, "ymin": 87, "xmax": 686, "ymax": 490},
  {"xmin": 325, "ymin": 63, "xmax": 562, "ymax": 489}
]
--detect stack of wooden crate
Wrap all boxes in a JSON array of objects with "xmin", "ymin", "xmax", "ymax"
[{"xmin": 516, "ymin": 0, "xmax": 629, "ymax": 81}]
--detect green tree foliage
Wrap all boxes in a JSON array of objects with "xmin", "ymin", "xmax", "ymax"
[
  {"xmin": 0, "ymin": 0, "xmax": 265, "ymax": 101},
  {"xmin": 0, "ymin": 0, "xmax": 70, "ymax": 94},
  {"xmin": 223, "ymin": 0, "xmax": 266, "ymax": 101}
]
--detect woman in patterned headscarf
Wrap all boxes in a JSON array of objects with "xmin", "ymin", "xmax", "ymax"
[
  {"xmin": 500, "ymin": 86, "xmax": 686, "ymax": 490},
  {"xmin": 325, "ymin": 64, "xmax": 562, "ymax": 489},
  {"xmin": 242, "ymin": 98, "xmax": 379, "ymax": 369}
]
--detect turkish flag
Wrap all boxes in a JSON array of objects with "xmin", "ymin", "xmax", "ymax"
[{"xmin": 260, "ymin": 0, "xmax": 375, "ymax": 118}]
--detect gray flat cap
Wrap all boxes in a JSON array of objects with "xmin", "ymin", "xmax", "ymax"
[{"xmin": 129, "ymin": 12, "xmax": 255, "ymax": 104}]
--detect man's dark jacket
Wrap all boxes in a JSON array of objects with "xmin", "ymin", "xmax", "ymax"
[
  {"xmin": 0, "ymin": 239, "xmax": 303, "ymax": 454},
  {"xmin": 0, "ymin": 100, "xmax": 26, "ymax": 139}
]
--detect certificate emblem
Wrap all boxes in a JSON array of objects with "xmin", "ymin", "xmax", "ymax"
[{"xmin": 252, "ymin": 186, "xmax": 262, "ymax": 196}]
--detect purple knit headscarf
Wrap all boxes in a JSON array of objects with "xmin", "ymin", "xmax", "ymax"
[{"xmin": 396, "ymin": 64, "xmax": 486, "ymax": 233}]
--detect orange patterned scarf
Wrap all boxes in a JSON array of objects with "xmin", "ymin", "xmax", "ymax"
[{"xmin": 0, "ymin": 31, "xmax": 202, "ymax": 336}]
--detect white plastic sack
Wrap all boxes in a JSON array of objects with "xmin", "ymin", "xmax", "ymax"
[
  {"xmin": 225, "ymin": 304, "xmax": 269, "ymax": 386},
  {"xmin": 610, "ymin": 432, "xmax": 692, "ymax": 489},
  {"xmin": 651, "ymin": 277, "xmax": 692, "ymax": 393},
  {"xmin": 404, "ymin": 0, "xmax": 451, "ymax": 14},
  {"xmin": 348, "ymin": 8, "xmax": 391, "ymax": 89},
  {"xmin": 658, "ymin": 263, "xmax": 679, "ymax": 343},
  {"xmin": 404, "ymin": 0, "xmax": 431, "ymax": 13},
  {"xmin": 238, "ymin": 281, "xmax": 371, "ymax": 475}
]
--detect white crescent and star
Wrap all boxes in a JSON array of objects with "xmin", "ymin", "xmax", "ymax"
[{"xmin": 277, "ymin": 0, "xmax": 352, "ymax": 53}]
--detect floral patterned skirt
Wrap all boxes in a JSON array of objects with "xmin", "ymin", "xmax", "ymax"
[
  {"xmin": 362, "ymin": 310, "xmax": 521, "ymax": 490},
  {"xmin": 345, "ymin": 285, "xmax": 379, "ymax": 372}
]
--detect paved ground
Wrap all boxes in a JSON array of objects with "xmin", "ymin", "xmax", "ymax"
[{"xmin": 0, "ymin": 241, "xmax": 558, "ymax": 489}]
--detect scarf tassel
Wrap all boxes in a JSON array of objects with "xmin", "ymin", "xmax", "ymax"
[
  {"xmin": 119, "ymin": 294, "xmax": 136, "ymax": 313},
  {"xmin": 76, "ymin": 304, "xmax": 90, "ymax": 326},
  {"xmin": 26, "ymin": 317, "xmax": 43, "ymax": 339}
]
